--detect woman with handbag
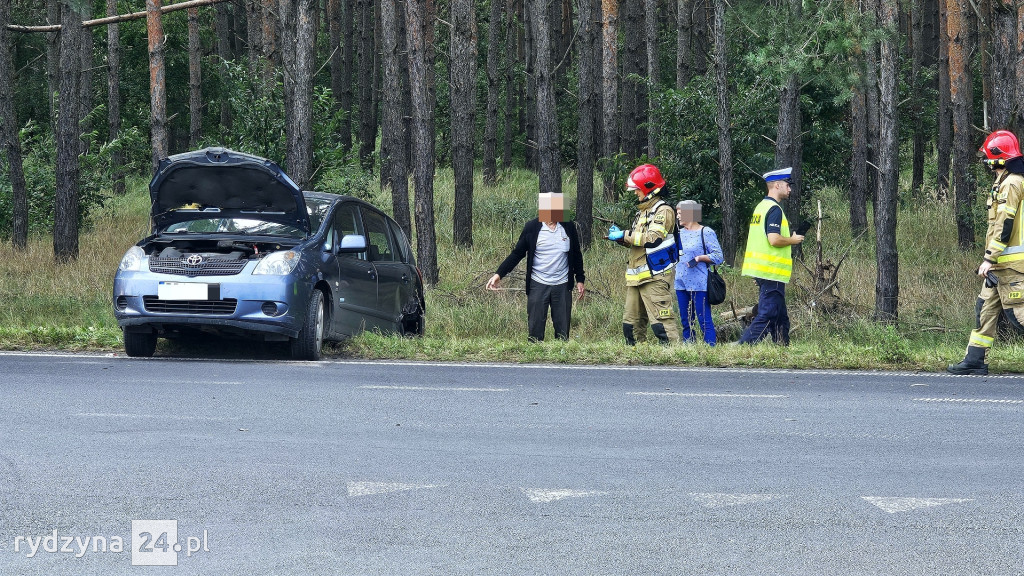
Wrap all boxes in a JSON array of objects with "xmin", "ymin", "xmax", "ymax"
[{"xmin": 674, "ymin": 200, "xmax": 725, "ymax": 344}]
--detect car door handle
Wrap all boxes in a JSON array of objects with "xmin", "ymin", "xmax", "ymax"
[
  {"xmin": 401, "ymin": 274, "xmax": 410, "ymax": 284},
  {"xmin": 367, "ymin": 270, "xmax": 377, "ymax": 280}
]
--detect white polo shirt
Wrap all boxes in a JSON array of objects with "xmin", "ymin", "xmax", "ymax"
[{"xmin": 531, "ymin": 223, "xmax": 570, "ymax": 286}]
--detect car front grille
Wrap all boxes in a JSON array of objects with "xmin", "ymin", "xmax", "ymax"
[
  {"xmin": 148, "ymin": 257, "xmax": 248, "ymax": 277},
  {"xmin": 143, "ymin": 296, "xmax": 238, "ymax": 315}
]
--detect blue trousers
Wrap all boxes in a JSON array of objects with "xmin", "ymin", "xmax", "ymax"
[
  {"xmin": 676, "ymin": 290, "xmax": 716, "ymax": 345},
  {"xmin": 738, "ymin": 279, "xmax": 790, "ymax": 345}
]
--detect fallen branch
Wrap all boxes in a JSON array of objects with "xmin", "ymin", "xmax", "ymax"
[{"xmin": 7, "ymin": 0, "xmax": 230, "ymax": 32}]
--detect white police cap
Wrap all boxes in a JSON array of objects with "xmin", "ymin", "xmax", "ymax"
[{"xmin": 763, "ymin": 167, "xmax": 793, "ymax": 183}]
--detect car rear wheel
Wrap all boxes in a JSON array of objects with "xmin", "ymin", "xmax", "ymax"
[
  {"xmin": 123, "ymin": 329, "xmax": 157, "ymax": 357},
  {"xmin": 291, "ymin": 290, "xmax": 325, "ymax": 360}
]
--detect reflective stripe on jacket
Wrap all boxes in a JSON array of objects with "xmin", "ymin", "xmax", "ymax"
[{"xmin": 741, "ymin": 198, "xmax": 792, "ymax": 283}]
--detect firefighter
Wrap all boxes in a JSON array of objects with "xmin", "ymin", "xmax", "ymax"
[
  {"xmin": 947, "ymin": 130, "xmax": 1024, "ymax": 376},
  {"xmin": 737, "ymin": 167, "xmax": 804, "ymax": 345},
  {"xmin": 607, "ymin": 164, "xmax": 681, "ymax": 345}
]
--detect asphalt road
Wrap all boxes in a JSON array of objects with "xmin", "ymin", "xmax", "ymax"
[{"xmin": 0, "ymin": 352, "xmax": 1022, "ymax": 575}]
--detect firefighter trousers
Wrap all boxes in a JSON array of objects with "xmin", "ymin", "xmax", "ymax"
[
  {"xmin": 968, "ymin": 270, "xmax": 1024, "ymax": 359},
  {"xmin": 623, "ymin": 275, "xmax": 680, "ymax": 344}
]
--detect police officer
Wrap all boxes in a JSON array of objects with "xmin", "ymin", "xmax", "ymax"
[
  {"xmin": 947, "ymin": 130, "xmax": 1024, "ymax": 375},
  {"xmin": 737, "ymin": 167, "xmax": 804, "ymax": 345},
  {"xmin": 607, "ymin": 164, "xmax": 681, "ymax": 345}
]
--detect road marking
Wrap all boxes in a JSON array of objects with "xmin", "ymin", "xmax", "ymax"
[
  {"xmin": 74, "ymin": 412, "xmax": 230, "ymax": 421},
  {"xmin": 629, "ymin": 392, "xmax": 789, "ymax": 399},
  {"xmin": 346, "ymin": 482, "xmax": 442, "ymax": 497},
  {"xmin": 690, "ymin": 493, "xmax": 785, "ymax": 508},
  {"xmin": 522, "ymin": 489, "xmax": 608, "ymax": 503},
  {"xmin": 358, "ymin": 385, "xmax": 509, "ymax": 392},
  {"xmin": 914, "ymin": 397, "xmax": 1024, "ymax": 405},
  {"xmin": 862, "ymin": 497, "xmax": 973, "ymax": 513}
]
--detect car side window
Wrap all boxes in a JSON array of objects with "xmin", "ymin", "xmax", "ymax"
[
  {"xmin": 388, "ymin": 220, "xmax": 410, "ymax": 263},
  {"xmin": 361, "ymin": 209, "xmax": 395, "ymax": 262},
  {"xmin": 334, "ymin": 204, "xmax": 365, "ymax": 259}
]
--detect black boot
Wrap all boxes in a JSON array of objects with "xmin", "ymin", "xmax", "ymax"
[
  {"xmin": 946, "ymin": 346, "xmax": 989, "ymax": 376},
  {"xmin": 623, "ymin": 323, "xmax": 636, "ymax": 346},
  {"xmin": 651, "ymin": 323, "xmax": 671, "ymax": 345}
]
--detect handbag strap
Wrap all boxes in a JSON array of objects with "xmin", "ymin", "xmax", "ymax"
[{"xmin": 700, "ymin": 227, "xmax": 718, "ymax": 272}]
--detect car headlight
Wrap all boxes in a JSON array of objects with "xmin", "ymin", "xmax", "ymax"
[
  {"xmin": 253, "ymin": 250, "xmax": 301, "ymax": 275},
  {"xmin": 118, "ymin": 246, "xmax": 145, "ymax": 271}
]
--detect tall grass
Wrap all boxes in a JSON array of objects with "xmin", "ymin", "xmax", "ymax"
[{"xmin": 2, "ymin": 167, "xmax": 1022, "ymax": 372}]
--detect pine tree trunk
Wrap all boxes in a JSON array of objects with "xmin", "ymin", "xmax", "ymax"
[
  {"xmin": 405, "ymin": 0, "xmax": 438, "ymax": 285},
  {"xmin": 46, "ymin": 0, "xmax": 61, "ymax": 127},
  {"xmin": 79, "ymin": 4, "xmax": 94, "ymax": 155},
  {"xmin": 987, "ymin": 1, "xmax": 1014, "ymax": 130},
  {"xmin": 482, "ymin": 0, "xmax": 502, "ymax": 185},
  {"xmin": 0, "ymin": 0, "xmax": 29, "ymax": 249},
  {"xmin": 215, "ymin": 1, "xmax": 233, "ymax": 132},
  {"xmin": 262, "ymin": 0, "xmax": 277, "ymax": 77},
  {"xmin": 246, "ymin": 0, "xmax": 262, "ymax": 73},
  {"xmin": 501, "ymin": 0, "xmax": 517, "ymax": 170},
  {"xmin": 357, "ymin": 0, "xmax": 376, "ymax": 168},
  {"xmin": 55, "ymin": 0, "xmax": 84, "ymax": 262},
  {"xmin": 576, "ymin": 0, "xmax": 596, "ymax": 250},
  {"xmin": 451, "ymin": 0, "xmax": 477, "ymax": 247},
  {"xmin": 676, "ymin": 0, "xmax": 691, "ymax": 89},
  {"xmin": 600, "ymin": 0, "xmax": 618, "ymax": 201},
  {"xmin": 188, "ymin": 6, "xmax": 202, "ymax": 148},
  {"xmin": 948, "ymin": 0, "xmax": 974, "ymax": 249},
  {"xmin": 329, "ymin": 0, "xmax": 342, "ymax": 116},
  {"xmin": 910, "ymin": 0, "xmax": 924, "ymax": 194},
  {"xmin": 532, "ymin": 0, "xmax": 560, "ymax": 196},
  {"xmin": 691, "ymin": 0, "xmax": 709, "ymax": 76},
  {"xmin": 619, "ymin": 0, "xmax": 640, "ymax": 160},
  {"xmin": 712, "ymin": 0, "xmax": 735, "ymax": 266},
  {"xmin": 291, "ymin": 0, "xmax": 316, "ymax": 187},
  {"xmin": 523, "ymin": 3, "xmax": 536, "ymax": 171},
  {"xmin": 644, "ymin": 0, "xmax": 657, "ymax": 157},
  {"xmin": 147, "ymin": 0, "xmax": 168, "ymax": 172},
  {"xmin": 381, "ymin": 0, "xmax": 410, "ymax": 237},
  {"xmin": 875, "ymin": 0, "xmax": 900, "ymax": 322},
  {"xmin": 847, "ymin": 0, "xmax": 868, "ymax": 238},
  {"xmin": 864, "ymin": 0, "xmax": 879, "ymax": 204},
  {"xmin": 340, "ymin": 0, "xmax": 354, "ymax": 151},
  {"xmin": 106, "ymin": 0, "xmax": 124, "ymax": 195},
  {"xmin": 936, "ymin": 0, "xmax": 951, "ymax": 197}
]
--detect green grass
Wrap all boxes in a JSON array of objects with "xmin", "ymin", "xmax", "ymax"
[{"xmin": 2, "ymin": 166, "xmax": 1022, "ymax": 373}]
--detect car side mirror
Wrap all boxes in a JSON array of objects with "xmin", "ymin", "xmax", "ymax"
[{"xmin": 338, "ymin": 234, "xmax": 368, "ymax": 253}]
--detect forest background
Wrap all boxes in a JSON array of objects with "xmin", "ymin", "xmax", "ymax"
[{"xmin": 1, "ymin": 0, "xmax": 1024, "ymax": 371}]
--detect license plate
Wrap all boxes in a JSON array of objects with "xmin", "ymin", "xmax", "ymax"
[{"xmin": 158, "ymin": 282, "xmax": 220, "ymax": 300}]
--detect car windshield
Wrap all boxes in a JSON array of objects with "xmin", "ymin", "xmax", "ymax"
[
  {"xmin": 162, "ymin": 218, "xmax": 307, "ymax": 238},
  {"xmin": 305, "ymin": 196, "xmax": 332, "ymax": 232}
]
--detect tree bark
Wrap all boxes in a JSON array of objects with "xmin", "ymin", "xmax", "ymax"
[
  {"xmin": 501, "ymin": 0, "xmax": 517, "ymax": 170},
  {"xmin": 405, "ymin": 0, "xmax": 438, "ymax": 285},
  {"xmin": 79, "ymin": 3, "xmax": 93, "ymax": 155},
  {"xmin": 246, "ymin": 0, "xmax": 263, "ymax": 74},
  {"xmin": 532, "ymin": 0, "xmax": 560, "ymax": 195},
  {"xmin": 1017, "ymin": 0, "xmax": 1024, "ymax": 134},
  {"xmin": 188, "ymin": 6, "xmax": 202, "ymax": 148},
  {"xmin": 576, "ymin": 0, "xmax": 596, "ymax": 250},
  {"xmin": 380, "ymin": 0, "xmax": 410, "ymax": 237},
  {"xmin": 55, "ymin": 0, "xmax": 84, "ymax": 262},
  {"xmin": 147, "ymin": 0, "xmax": 168, "ymax": 173},
  {"xmin": 712, "ymin": 0, "xmax": 735, "ymax": 266},
  {"xmin": 107, "ymin": 0, "xmax": 124, "ymax": 196},
  {"xmin": 619, "ymin": 0, "xmax": 641, "ymax": 160},
  {"xmin": 451, "ymin": 0, "xmax": 477, "ymax": 247},
  {"xmin": 848, "ymin": 0, "xmax": 868, "ymax": 237},
  {"xmin": 910, "ymin": 0, "xmax": 924, "ymax": 194},
  {"xmin": 262, "ymin": 0, "xmax": 277, "ymax": 74},
  {"xmin": 676, "ymin": 0, "xmax": 691, "ymax": 89},
  {"xmin": 215, "ymin": 0, "xmax": 233, "ymax": 132},
  {"xmin": 948, "ymin": 0, "xmax": 974, "ymax": 249},
  {"xmin": 864, "ymin": 0, "xmax": 879, "ymax": 203},
  {"xmin": 357, "ymin": 0, "xmax": 376, "ymax": 168},
  {"xmin": 775, "ymin": 0, "xmax": 802, "ymax": 247},
  {"xmin": 936, "ymin": 0, "xmax": 951, "ymax": 197},
  {"xmin": 0, "ymin": 0, "xmax": 29, "ymax": 248},
  {"xmin": 875, "ymin": 0, "xmax": 899, "ymax": 322},
  {"xmin": 523, "ymin": 3, "xmax": 536, "ymax": 170},
  {"xmin": 281, "ymin": 0, "xmax": 316, "ymax": 188},
  {"xmin": 482, "ymin": 0, "xmax": 502, "ymax": 185},
  {"xmin": 644, "ymin": 0, "xmax": 657, "ymax": 157},
  {"xmin": 46, "ymin": 0, "xmax": 60, "ymax": 127},
  {"xmin": 600, "ymin": 0, "xmax": 618, "ymax": 201},
  {"xmin": 987, "ymin": 1, "xmax": 1014, "ymax": 130},
  {"xmin": 340, "ymin": 0, "xmax": 354, "ymax": 151}
]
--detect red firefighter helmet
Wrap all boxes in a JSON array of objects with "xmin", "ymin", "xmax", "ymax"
[
  {"xmin": 626, "ymin": 164, "xmax": 666, "ymax": 199},
  {"xmin": 980, "ymin": 130, "xmax": 1022, "ymax": 161}
]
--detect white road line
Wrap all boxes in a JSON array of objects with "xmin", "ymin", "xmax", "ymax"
[
  {"xmin": 690, "ymin": 493, "xmax": 786, "ymax": 508},
  {"xmin": 358, "ymin": 385, "xmax": 509, "ymax": 392},
  {"xmin": 74, "ymin": 412, "xmax": 231, "ymax": 421},
  {"xmin": 629, "ymin": 392, "xmax": 789, "ymax": 399},
  {"xmin": 346, "ymin": 481, "xmax": 442, "ymax": 497},
  {"xmin": 522, "ymin": 489, "xmax": 608, "ymax": 503},
  {"xmin": 914, "ymin": 397, "xmax": 1024, "ymax": 404},
  {"xmin": 862, "ymin": 496, "xmax": 973, "ymax": 513}
]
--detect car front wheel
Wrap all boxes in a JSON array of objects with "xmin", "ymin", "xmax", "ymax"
[
  {"xmin": 291, "ymin": 290, "xmax": 325, "ymax": 360},
  {"xmin": 123, "ymin": 329, "xmax": 157, "ymax": 357}
]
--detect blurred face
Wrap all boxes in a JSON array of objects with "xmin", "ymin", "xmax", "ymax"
[
  {"xmin": 676, "ymin": 205, "xmax": 702, "ymax": 225},
  {"xmin": 538, "ymin": 193, "xmax": 564, "ymax": 223}
]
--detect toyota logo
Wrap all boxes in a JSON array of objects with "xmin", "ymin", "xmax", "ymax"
[{"xmin": 183, "ymin": 254, "xmax": 204, "ymax": 266}]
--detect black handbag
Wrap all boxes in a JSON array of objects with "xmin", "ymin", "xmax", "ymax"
[{"xmin": 701, "ymin": 228, "xmax": 727, "ymax": 305}]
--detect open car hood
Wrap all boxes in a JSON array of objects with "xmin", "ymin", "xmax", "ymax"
[{"xmin": 150, "ymin": 148, "xmax": 310, "ymax": 233}]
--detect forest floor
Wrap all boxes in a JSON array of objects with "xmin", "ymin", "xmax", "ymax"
[{"xmin": 3, "ymin": 168, "xmax": 1022, "ymax": 373}]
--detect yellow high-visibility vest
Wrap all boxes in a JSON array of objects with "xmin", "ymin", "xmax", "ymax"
[{"xmin": 741, "ymin": 198, "xmax": 792, "ymax": 283}]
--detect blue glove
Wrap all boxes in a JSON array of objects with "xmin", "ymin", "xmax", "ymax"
[{"xmin": 607, "ymin": 225, "xmax": 624, "ymax": 241}]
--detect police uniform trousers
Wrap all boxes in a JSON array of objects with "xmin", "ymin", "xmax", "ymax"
[
  {"xmin": 739, "ymin": 278, "xmax": 790, "ymax": 345},
  {"xmin": 623, "ymin": 276, "xmax": 680, "ymax": 343},
  {"xmin": 527, "ymin": 281, "xmax": 572, "ymax": 342},
  {"xmin": 969, "ymin": 269, "xmax": 1024, "ymax": 358}
]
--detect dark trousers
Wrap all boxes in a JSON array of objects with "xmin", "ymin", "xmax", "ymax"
[
  {"xmin": 676, "ymin": 290, "xmax": 717, "ymax": 345},
  {"xmin": 527, "ymin": 281, "xmax": 572, "ymax": 341},
  {"xmin": 739, "ymin": 279, "xmax": 790, "ymax": 345}
]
